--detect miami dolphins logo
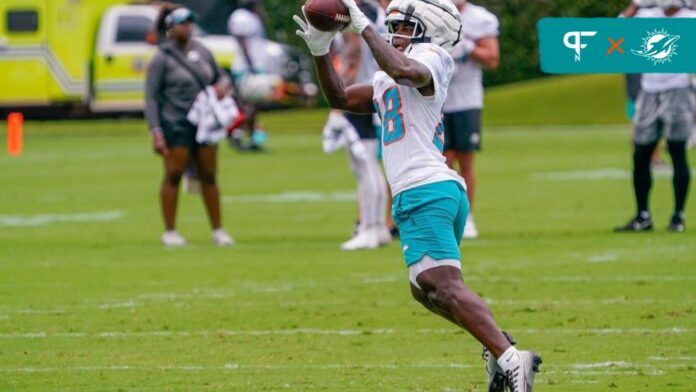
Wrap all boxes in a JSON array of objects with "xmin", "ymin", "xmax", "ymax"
[{"xmin": 632, "ymin": 29, "xmax": 680, "ymax": 65}]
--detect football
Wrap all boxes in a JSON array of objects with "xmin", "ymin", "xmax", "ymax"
[{"xmin": 304, "ymin": 0, "xmax": 350, "ymax": 32}]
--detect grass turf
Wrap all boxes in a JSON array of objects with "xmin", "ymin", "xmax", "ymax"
[
  {"xmin": 483, "ymin": 74, "xmax": 629, "ymax": 126},
  {"xmin": 0, "ymin": 113, "xmax": 694, "ymax": 391}
]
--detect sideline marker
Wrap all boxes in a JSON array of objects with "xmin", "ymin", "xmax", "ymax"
[{"xmin": 7, "ymin": 112, "xmax": 23, "ymax": 156}]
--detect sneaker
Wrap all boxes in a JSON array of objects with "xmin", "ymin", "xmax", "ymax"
[
  {"xmin": 614, "ymin": 216, "xmax": 653, "ymax": 232},
  {"xmin": 377, "ymin": 226, "xmax": 393, "ymax": 246},
  {"xmin": 341, "ymin": 229, "xmax": 379, "ymax": 250},
  {"xmin": 251, "ymin": 129, "xmax": 268, "ymax": 148},
  {"xmin": 504, "ymin": 351, "xmax": 542, "ymax": 392},
  {"xmin": 161, "ymin": 231, "xmax": 186, "ymax": 247},
  {"xmin": 667, "ymin": 213, "xmax": 685, "ymax": 233},
  {"xmin": 482, "ymin": 331, "xmax": 517, "ymax": 392},
  {"xmin": 464, "ymin": 214, "xmax": 479, "ymax": 239},
  {"xmin": 212, "ymin": 229, "xmax": 235, "ymax": 246}
]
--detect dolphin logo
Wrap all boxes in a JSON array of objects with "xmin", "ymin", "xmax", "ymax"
[{"xmin": 632, "ymin": 30, "xmax": 680, "ymax": 64}]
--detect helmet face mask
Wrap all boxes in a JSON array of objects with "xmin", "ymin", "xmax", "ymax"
[{"xmin": 385, "ymin": 13, "xmax": 428, "ymax": 52}]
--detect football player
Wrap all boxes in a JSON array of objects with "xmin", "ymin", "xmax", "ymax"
[
  {"xmin": 331, "ymin": 0, "xmax": 391, "ymax": 250},
  {"xmin": 228, "ymin": 0, "xmax": 268, "ymax": 151},
  {"xmin": 294, "ymin": 0, "xmax": 541, "ymax": 390},
  {"xmin": 616, "ymin": 0, "xmax": 696, "ymax": 232},
  {"xmin": 443, "ymin": 0, "xmax": 500, "ymax": 239}
]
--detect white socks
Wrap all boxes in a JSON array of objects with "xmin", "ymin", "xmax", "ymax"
[{"xmin": 497, "ymin": 345, "xmax": 521, "ymax": 373}]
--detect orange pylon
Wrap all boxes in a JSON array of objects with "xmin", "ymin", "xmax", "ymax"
[{"xmin": 7, "ymin": 112, "xmax": 23, "ymax": 156}]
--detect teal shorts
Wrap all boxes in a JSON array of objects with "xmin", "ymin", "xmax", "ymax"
[{"xmin": 392, "ymin": 180, "xmax": 469, "ymax": 266}]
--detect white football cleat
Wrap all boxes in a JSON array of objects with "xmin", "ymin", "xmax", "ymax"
[
  {"xmin": 483, "ymin": 331, "xmax": 517, "ymax": 392},
  {"xmin": 212, "ymin": 229, "xmax": 235, "ymax": 247},
  {"xmin": 483, "ymin": 350, "xmax": 507, "ymax": 392},
  {"xmin": 161, "ymin": 231, "xmax": 186, "ymax": 247},
  {"xmin": 341, "ymin": 229, "xmax": 379, "ymax": 250},
  {"xmin": 503, "ymin": 350, "xmax": 542, "ymax": 392},
  {"xmin": 464, "ymin": 214, "xmax": 479, "ymax": 239}
]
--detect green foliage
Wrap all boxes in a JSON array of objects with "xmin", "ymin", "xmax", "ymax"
[
  {"xmin": 264, "ymin": 0, "xmax": 306, "ymax": 48},
  {"xmin": 261, "ymin": 0, "xmax": 632, "ymax": 86},
  {"xmin": 479, "ymin": 0, "xmax": 629, "ymax": 85}
]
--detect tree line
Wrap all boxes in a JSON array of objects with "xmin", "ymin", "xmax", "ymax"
[{"xmin": 260, "ymin": 0, "xmax": 628, "ymax": 85}]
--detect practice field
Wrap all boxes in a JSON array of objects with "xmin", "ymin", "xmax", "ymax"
[{"xmin": 0, "ymin": 111, "xmax": 695, "ymax": 391}]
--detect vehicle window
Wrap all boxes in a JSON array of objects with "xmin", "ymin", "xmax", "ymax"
[
  {"xmin": 7, "ymin": 10, "xmax": 39, "ymax": 32},
  {"xmin": 115, "ymin": 15, "xmax": 152, "ymax": 43}
]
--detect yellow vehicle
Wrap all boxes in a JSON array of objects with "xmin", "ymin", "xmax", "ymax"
[{"xmin": 0, "ymin": 0, "xmax": 315, "ymax": 113}]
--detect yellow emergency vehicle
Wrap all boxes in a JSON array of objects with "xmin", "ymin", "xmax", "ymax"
[{"xmin": 0, "ymin": 0, "xmax": 314, "ymax": 112}]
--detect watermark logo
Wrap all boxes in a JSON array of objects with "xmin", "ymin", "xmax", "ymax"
[
  {"xmin": 631, "ymin": 29, "xmax": 680, "ymax": 65},
  {"xmin": 563, "ymin": 31, "xmax": 597, "ymax": 62},
  {"xmin": 539, "ymin": 18, "xmax": 695, "ymax": 73},
  {"xmin": 606, "ymin": 37, "xmax": 624, "ymax": 55}
]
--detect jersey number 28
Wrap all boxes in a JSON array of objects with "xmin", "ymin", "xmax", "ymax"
[{"xmin": 381, "ymin": 86, "xmax": 405, "ymax": 145}]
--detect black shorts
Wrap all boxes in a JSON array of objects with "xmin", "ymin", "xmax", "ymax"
[
  {"xmin": 443, "ymin": 109, "xmax": 482, "ymax": 152},
  {"xmin": 162, "ymin": 118, "xmax": 199, "ymax": 149},
  {"xmin": 344, "ymin": 112, "xmax": 377, "ymax": 140}
]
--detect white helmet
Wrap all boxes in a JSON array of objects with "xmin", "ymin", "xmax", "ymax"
[{"xmin": 385, "ymin": 0, "xmax": 462, "ymax": 52}]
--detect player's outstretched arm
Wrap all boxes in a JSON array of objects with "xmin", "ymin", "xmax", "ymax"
[
  {"xmin": 314, "ymin": 55, "xmax": 376, "ymax": 113},
  {"xmin": 294, "ymin": 8, "xmax": 375, "ymax": 114},
  {"xmin": 341, "ymin": 0, "xmax": 432, "ymax": 88},
  {"xmin": 362, "ymin": 26, "xmax": 432, "ymax": 88}
]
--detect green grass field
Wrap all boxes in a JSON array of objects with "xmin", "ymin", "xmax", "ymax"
[
  {"xmin": 1, "ymin": 107, "xmax": 695, "ymax": 391},
  {"xmin": 483, "ymin": 74, "xmax": 628, "ymax": 126}
]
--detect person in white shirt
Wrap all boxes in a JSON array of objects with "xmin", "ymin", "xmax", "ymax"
[
  {"xmin": 616, "ymin": 0, "xmax": 695, "ymax": 233},
  {"xmin": 294, "ymin": 0, "xmax": 541, "ymax": 390},
  {"xmin": 327, "ymin": 0, "xmax": 391, "ymax": 250},
  {"xmin": 228, "ymin": 0, "xmax": 268, "ymax": 151},
  {"xmin": 442, "ymin": 0, "xmax": 499, "ymax": 239}
]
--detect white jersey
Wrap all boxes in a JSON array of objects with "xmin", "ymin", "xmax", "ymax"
[
  {"xmin": 372, "ymin": 43, "xmax": 466, "ymax": 196},
  {"xmin": 443, "ymin": 3, "xmax": 499, "ymax": 112},
  {"xmin": 635, "ymin": 7, "xmax": 696, "ymax": 93},
  {"xmin": 228, "ymin": 9, "xmax": 267, "ymax": 75}
]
